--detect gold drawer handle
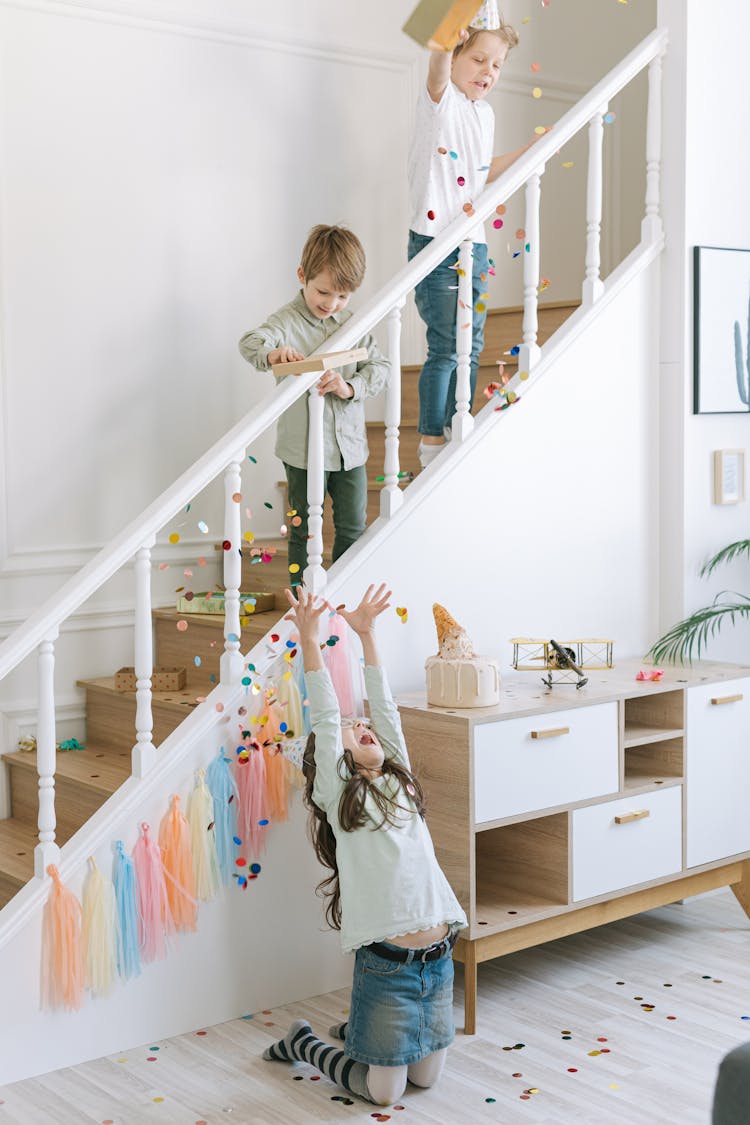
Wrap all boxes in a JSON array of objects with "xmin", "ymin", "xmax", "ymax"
[
  {"xmin": 614, "ymin": 809, "xmax": 650, "ymax": 825},
  {"xmin": 530, "ymin": 726, "xmax": 570, "ymax": 740},
  {"xmin": 711, "ymin": 693, "xmax": 744, "ymax": 705}
]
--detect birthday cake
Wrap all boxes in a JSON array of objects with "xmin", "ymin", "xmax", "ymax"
[{"xmin": 425, "ymin": 604, "xmax": 501, "ymax": 708}]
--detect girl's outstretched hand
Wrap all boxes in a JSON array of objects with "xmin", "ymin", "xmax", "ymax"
[
  {"xmin": 283, "ymin": 586, "xmax": 329, "ymax": 641},
  {"xmin": 339, "ymin": 583, "xmax": 392, "ymax": 636}
]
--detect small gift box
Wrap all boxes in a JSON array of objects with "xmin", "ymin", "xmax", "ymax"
[
  {"xmin": 402, "ymin": 0, "xmax": 484, "ymax": 50},
  {"xmin": 115, "ymin": 666, "xmax": 186, "ymax": 692}
]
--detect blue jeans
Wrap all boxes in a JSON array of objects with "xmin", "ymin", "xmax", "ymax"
[{"xmin": 408, "ymin": 230, "xmax": 489, "ymax": 437}]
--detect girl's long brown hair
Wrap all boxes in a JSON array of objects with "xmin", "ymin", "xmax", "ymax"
[{"xmin": 301, "ymin": 732, "xmax": 426, "ymax": 931}]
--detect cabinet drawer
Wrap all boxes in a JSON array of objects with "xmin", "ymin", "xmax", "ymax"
[
  {"xmin": 686, "ymin": 677, "xmax": 750, "ymax": 867},
  {"xmin": 571, "ymin": 787, "xmax": 682, "ymax": 901},
  {"xmin": 473, "ymin": 702, "xmax": 619, "ymax": 823}
]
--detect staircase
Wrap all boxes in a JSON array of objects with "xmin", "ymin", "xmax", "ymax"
[{"xmin": 0, "ymin": 299, "xmax": 579, "ymax": 909}]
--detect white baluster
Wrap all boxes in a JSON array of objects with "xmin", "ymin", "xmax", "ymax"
[
  {"xmin": 583, "ymin": 109, "xmax": 606, "ymax": 306},
  {"xmin": 221, "ymin": 452, "xmax": 245, "ymax": 684},
  {"xmin": 642, "ymin": 53, "xmax": 663, "ymax": 242},
  {"xmin": 519, "ymin": 171, "xmax": 543, "ymax": 374},
  {"xmin": 451, "ymin": 239, "xmax": 475, "ymax": 442},
  {"xmin": 304, "ymin": 391, "xmax": 327, "ymax": 594},
  {"xmin": 131, "ymin": 537, "xmax": 156, "ymax": 778},
  {"xmin": 34, "ymin": 630, "xmax": 60, "ymax": 878},
  {"xmin": 381, "ymin": 299, "xmax": 406, "ymax": 517}
]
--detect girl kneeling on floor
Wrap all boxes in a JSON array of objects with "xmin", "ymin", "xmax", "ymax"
[{"xmin": 262, "ymin": 583, "xmax": 467, "ymax": 1106}]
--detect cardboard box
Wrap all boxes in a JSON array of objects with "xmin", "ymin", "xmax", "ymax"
[
  {"xmin": 402, "ymin": 0, "xmax": 484, "ymax": 50},
  {"xmin": 115, "ymin": 667, "xmax": 186, "ymax": 692},
  {"xmin": 176, "ymin": 591, "xmax": 276, "ymax": 615}
]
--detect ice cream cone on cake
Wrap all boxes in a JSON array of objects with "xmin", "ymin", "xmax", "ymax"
[{"xmin": 426, "ymin": 604, "xmax": 501, "ymax": 708}]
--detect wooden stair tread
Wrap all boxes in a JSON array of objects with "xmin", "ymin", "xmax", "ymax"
[
  {"xmin": 78, "ymin": 676, "xmax": 200, "ymax": 710},
  {"xmin": 153, "ymin": 606, "xmax": 280, "ymax": 629},
  {"xmin": 2, "ymin": 746, "xmax": 131, "ymax": 795},
  {"xmin": 0, "ymin": 819, "xmax": 38, "ymax": 885}
]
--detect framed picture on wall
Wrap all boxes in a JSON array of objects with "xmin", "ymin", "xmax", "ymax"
[
  {"xmin": 713, "ymin": 449, "xmax": 745, "ymax": 505},
  {"xmin": 694, "ymin": 245, "xmax": 750, "ymax": 414}
]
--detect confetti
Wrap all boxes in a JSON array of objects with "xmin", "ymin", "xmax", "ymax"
[
  {"xmin": 197, "ymin": 556, "xmax": 207, "ymax": 566},
  {"xmin": 493, "ymin": 219, "xmax": 504, "ymax": 229},
  {"xmin": 604, "ymin": 111, "xmax": 617, "ymax": 124},
  {"xmin": 198, "ymin": 521, "xmax": 209, "ymax": 534},
  {"xmin": 168, "ymin": 533, "xmax": 180, "ymax": 545},
  {"xmin": 222, "ymin": 540, "xmax": 231, "ymax": 551},
  {"xmin": 532, "ymin": 87, "xmax": 542, "ymax": 98},
  {"xmin": 534, "ymin": 125, "xmax": 547, "ymax": 135},
  {"xmin": 243, "ymin": 531, "xmax": 255, "ymax": 542},
  {"xmin": 531, "ymin": 62, "xmax": 540, "ymax": 72},
  {"xmin": 289, "ymin": 563, "xmax": 300, "ymax": 574},
  {"xmin": 449, "ymin": 150, "xmax": 458, "ymax": 160},
  {"xmin": 248, "ymin": 455, "xmax": 257, "ymax": 463},
  {"xmin": 176, "ymin": 620, "xmax": 188, "ymax": 632},
  {"xmin": 462, "ymin": 202, "xmax": 475, "ymax": 216},
  {"xmin": 496, "ymin": 205, "xmax": 506, "ymax": 215},
  {"xmin": 194, "ymin": 656, "xmax": 201, "ymax": 667},
  {"xmin": 516, "ymin": 228, "xmax": 526, "ymax": 240},
  {"xmin": 457, "ymin": 175, "xmax": 465, "ymax": 186}
]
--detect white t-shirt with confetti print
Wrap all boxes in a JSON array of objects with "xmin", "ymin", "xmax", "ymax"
[{"xmin": 408, "ymin": 79, "xmax": 495, "ymax": 244}]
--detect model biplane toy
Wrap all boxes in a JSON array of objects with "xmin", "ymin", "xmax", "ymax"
[{"xmin": 511, "ymin": 637, "xmax": 615, "ymax": 690}]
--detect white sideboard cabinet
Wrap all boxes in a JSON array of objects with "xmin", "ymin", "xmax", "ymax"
[{"xmin": 396, "ymin": 660, "xmax": 750, "ymax": 1034}]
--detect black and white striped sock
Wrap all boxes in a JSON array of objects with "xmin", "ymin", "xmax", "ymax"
[
  {"xmin": 264, "ymin": 1019, "xmax": 370, "ymax": 1100},
  {"xmin": 328, "ymin": 1020, "xmax": 348, "ymax": 1041}
]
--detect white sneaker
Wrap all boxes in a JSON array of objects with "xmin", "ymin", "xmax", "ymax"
[{"xmin": 418, "ymin": 441, "xmax": 444, "ymax": 470}]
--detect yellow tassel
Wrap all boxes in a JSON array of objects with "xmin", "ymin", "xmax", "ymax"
[
  {"xmin": 188, "ymin": 769, "xmax": 221, "ymax": 902},
  {"xmin": 82, "ymin": 857, "xmax": 117, "ymax": 995}
]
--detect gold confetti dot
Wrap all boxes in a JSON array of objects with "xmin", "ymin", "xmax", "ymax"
[
  {"xmin": 519, "ymin": 370, "xmax": 529, "ymax": 381},
  {"xmin": 534, "ymin": 125, "xmax": 547, "ymax": 135},
  {"xmin": 168, "ymin": 533, "xmax": 180, "ymax": 544},
  {"xmin": 532, "ymin": 87, "xmax": 542, "ymax": 98}
]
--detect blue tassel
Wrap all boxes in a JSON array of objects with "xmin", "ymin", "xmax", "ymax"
[
  {"xmin": 206, "ymin": 749, "xmax": 239, "ymax": 886},
  {"xmin": 113, "ymin": 839, "xmax": 141, "ymax": 980}
]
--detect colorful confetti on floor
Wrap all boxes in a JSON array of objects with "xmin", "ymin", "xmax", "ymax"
[{"xmin": 1, "ymin": 890, "xmax": 747, "ymax": 1122}]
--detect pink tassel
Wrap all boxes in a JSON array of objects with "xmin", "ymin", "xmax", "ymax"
[
  {"xmin": 236, "ymin": 737, "xmax": 269, "ymax": 855},
  {"xmin": 324, "ymin": 613, "xmax": 362, "ymax": 716},
  {"xmin": 132, "ymin": 822, "xmax": 173, "ymax": 962},
  {"xmin": 159, "ymin": 796, "xmax": 198, "ymax": 932},
  {"xmin": 41, "ymin": 865, "xmax": 84, "ymax": 1011}
]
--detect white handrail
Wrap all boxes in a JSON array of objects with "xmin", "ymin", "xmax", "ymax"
[{"xmin": 0, "ymin": 27, "xmax": 666, "ymax": 684}]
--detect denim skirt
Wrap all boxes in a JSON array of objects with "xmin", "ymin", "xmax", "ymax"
[{"xmin": 344, "ymin": 941, "xmax": 456, "ymax": 1067}]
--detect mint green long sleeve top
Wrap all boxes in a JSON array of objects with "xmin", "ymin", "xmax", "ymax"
[
  {"xmin": 238, "ymin": 292, "xmax": 390, "ymax": 472},
  {"xmin": 305, "ymin": 664, "xmax": 468, "ymax": 953}
]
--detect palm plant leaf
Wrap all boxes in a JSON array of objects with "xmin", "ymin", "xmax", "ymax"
[
  {"xmin": 699, "ymin": 539, "xmax": 750, "ymax": 578},
  {"xmin": 647, "ymin": 593, "xmax": 750, "ymax": 665}
]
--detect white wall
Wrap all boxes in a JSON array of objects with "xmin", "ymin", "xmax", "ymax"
[{"xmin": 658, "ymin": 0, "xmax": 750, "ymax": 663}]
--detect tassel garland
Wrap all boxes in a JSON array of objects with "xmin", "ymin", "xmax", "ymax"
[
  {"xmin": 159, "ymin": 796, "xmax": 198, "ymax": 932},
  {"xmin": 82, "ymin": 857, "xmax": 117, "ymax": 995},
  {"xmin": 132, "ymin": 822, "xmax": 173, "ymax": 962},
  {"xmin": 206, "ymin": 750, "xmax": 240, "ymax": 885},
  {"xmin": 188, "ymin": 768, "xmax": 221, "ymax": 902},
  {"xmin": 113, "ymin": 839, "xmax": 141, "ymax": 980},
  {"xmin": 41, "ymin": 865, "xmax": 84, "ymax": 1011}
]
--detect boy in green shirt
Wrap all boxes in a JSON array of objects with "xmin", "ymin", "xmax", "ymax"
[{"xmin": 239, "ymin": 225, "xmax": 389, "ymax": 582}]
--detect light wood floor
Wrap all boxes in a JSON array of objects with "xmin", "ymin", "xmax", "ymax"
[{"xmin": 2, "ymin": 889, "xmax": 749, "ymax": 1124}]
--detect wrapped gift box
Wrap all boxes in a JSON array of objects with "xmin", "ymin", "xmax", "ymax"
[
  {"xmin": 115, "ymin": 666, "xmax": 186, "ymax": 692},
  {"xmin": 176, "ymin": 591, "xmax": 276, "ymax": 615},
  {"xmin": 402, "ymin": 0, "xmax": 484, "ymax": 50}
]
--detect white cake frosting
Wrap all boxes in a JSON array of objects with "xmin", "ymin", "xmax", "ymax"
[
  {"xmin": 425, "ymin": 654, "xmax": 501, "ymax": 708},
  {"xmin": 426, "ymin": 603, "xmax": 501, "ymax": 708}
]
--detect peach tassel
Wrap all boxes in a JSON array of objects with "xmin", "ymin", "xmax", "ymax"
[
  {"xmin": 159, "ymin": 796, "xmax": 197, "ymax": 932},
  {"xmin": 41, "ymin": 864, "xmax": 84, "ymax": 1011}
]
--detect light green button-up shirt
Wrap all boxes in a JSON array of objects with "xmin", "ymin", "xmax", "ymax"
[{"xmin": 238, "ymin": 292, "xmax": 390, "ymax": 472}]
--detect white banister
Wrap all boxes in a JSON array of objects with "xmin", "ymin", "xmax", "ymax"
[
  {"xmin": 642, "ymin": 52, "xmax": 664, "ymax": 241},
  {"xmin": 519, "ymin": 172, "xmax": 543, "ymax": 374},
  {"xmin": 0, "ymin": 27, "xmax": 667, "ymax": 690},
  {"xmin": 583, "ymin": 109, "xmax": 606, "ymax": 306},
  {"xmin": 452, "ymin": 240, "xmax": 475, "ymax": 441},
  {"xmin": 220, "ymin": 453, "xmax": 245, "ymax": 685},
  {"xmin": 34, "ymin": 631, "xmax": 60, "ymax": 878},
  {"xmin": 380, "ymin": 300, "xmax": 406, "ymax": 517},
  {"xmin": 131, "ymin": 538, "xmax": 156, "ymax": 779},
  {"xmin": 304, "ymin": 391, "xmax": 326, "ymax": 593}
]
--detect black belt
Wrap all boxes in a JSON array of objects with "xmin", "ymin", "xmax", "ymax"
[{"xmin": 367, "ymin": 928, "xmax": 458, "ymax": 964}]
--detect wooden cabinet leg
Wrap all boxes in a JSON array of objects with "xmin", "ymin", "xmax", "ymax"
[
  {"xmin": 462, "ymin": 942, "xmax": 478, "ymax": 1035},
  {"xmin": 730, "ymin": 860, "xmax": 750, "ymax": 919}
]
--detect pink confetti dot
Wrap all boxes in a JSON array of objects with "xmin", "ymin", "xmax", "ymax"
[
  {"xmin": 568, "ymin": 1068, "xmax": 578, "ymax": 1073},
  {"xmin": 457, "ymin": 176, "xmax": 465, "ymax": 186},
  {"xmin": 176, "ymin": 619, "xmax": 188, "ymax": 632},
  {"xmin": 493, "ymin": 218, "xmax": 504, "ymax": 229}
]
